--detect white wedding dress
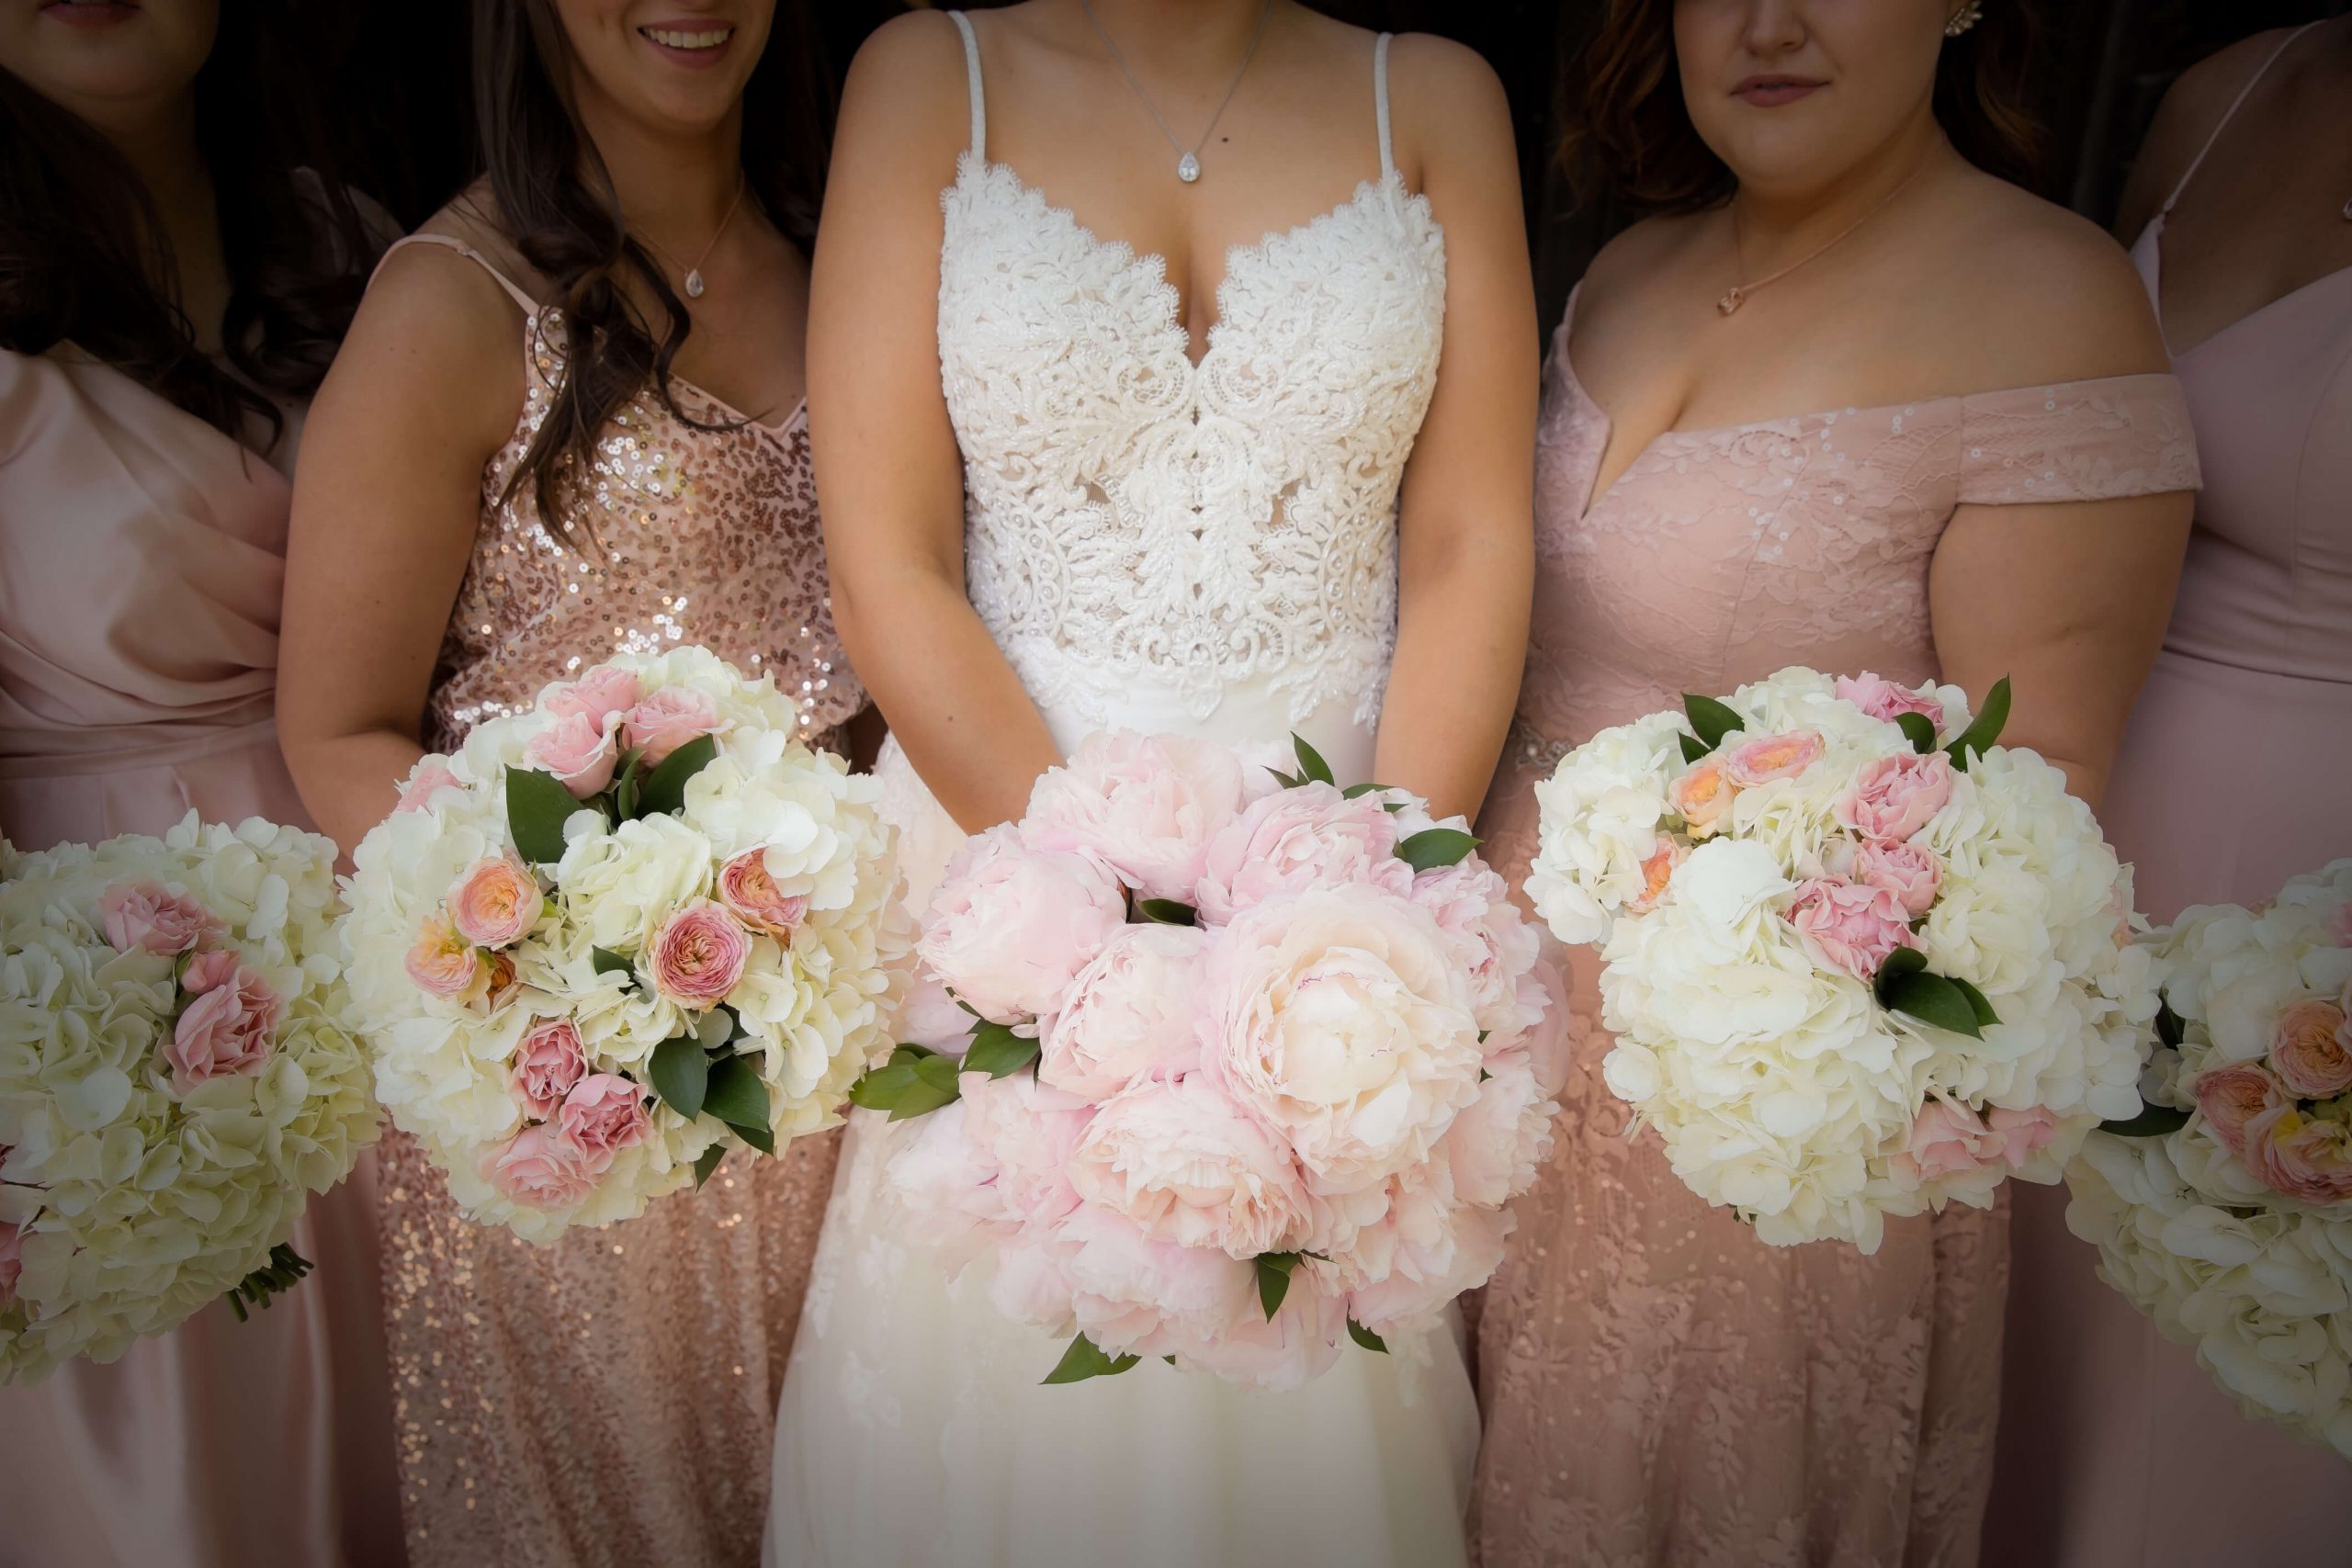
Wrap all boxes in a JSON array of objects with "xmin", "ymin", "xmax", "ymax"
[{"xmin": 764, "ymin": 18, "xmax": 1475, "ymax": 1566}]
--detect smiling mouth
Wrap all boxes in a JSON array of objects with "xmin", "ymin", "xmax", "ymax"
[
  {"xmin": 1733, "ymin": 75, "xmax": 1826, "ymax": 106},
  {"xmin": 639, "ymin": 24, "xmax": 735, "ymax": 51}
]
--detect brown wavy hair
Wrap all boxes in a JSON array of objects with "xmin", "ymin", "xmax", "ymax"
[
  {"xmin": 475, "ymin": 0, "xmax": 831, "ymax": 520},
  {"xmin": 1561, "ymin": 0, "xmax": 2045, "ymax": 213}
]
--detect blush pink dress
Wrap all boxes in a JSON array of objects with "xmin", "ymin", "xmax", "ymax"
[
  {"xmin": 1985, "ymin": 27, "xmax": 2352, "ymax": 1567},
  {"xmin": 367, "ymin": 235, "xmax": 866, "ymax": 1568},
  {"xmin": 0, "ymin": 347, "xmax": 403, "ymax": 1567},
  {"xmin": 1468, "ymin": 292, "xmax": 2199, "ymax": 1568}
]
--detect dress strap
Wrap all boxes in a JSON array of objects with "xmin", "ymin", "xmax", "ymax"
[
  {"xmin": 1374, "ymin": 33, "xmax": 1396, "ymax": 181},
  {"xmin": 948, "ymin": 10, "xmax": 986, "ymax": 163},
  {"xmin": 371, "ymin": 232, "xmax": 540, "ymax": 313},
  {"xmin": 2159, "ymin": 20, "xmax": 2323, "ymax": 218}
]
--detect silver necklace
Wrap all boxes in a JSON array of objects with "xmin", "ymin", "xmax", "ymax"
[
  {"xmin": 1079, "ymin": 0, "xmax": 1274, "ymax": 184},
  {"xmin": 634, "ymin": 173, "xmax": 746, "ymax": 299}
]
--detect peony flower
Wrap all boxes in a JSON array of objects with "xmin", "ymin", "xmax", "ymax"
[
  {"xmin": 620, "ymin": 686, "xmax": 722, "ymax": 767},
  {"xmin": 1724, "ymin": 729, "xmax": 1825, "ymax": 787},
  {"xmin": 1668, "ymin": 757, "xmax": 1733, "ymax": 837},
  {"xmin": 403, "ymin": 911, "xmax": 486, "ymax": 1002},
  {"xmin": 647, "ymin": 899, "xmax": 751, "ymax": 1009},
  {"xmin": 511, "ymin": 1017, "xmax": 588, "ymax": 1118},
  {"xmin": 525, "ymin": 710, "xmax": 620, "ymax": 799},
  {"xmin": 1060, "ymin": 1204, "xmax": 1256, "ymax": 1355},
  {"xmin": 2268, "ymin": 1000, "xmax": 2352, "ymax": 1100},
  {"xmin": 1784, "ymin": 875, "xmax": 1917, "ymax": 981},
  {"xmin": 1830, "ymin": 838, "xmax": 1942, "ymax": 917},
  {"xmin": 919, "ymin": 826, "xmax": 1127, "ymax": 1022},
  {"xmin": 1438, "ymin": 1051, "xmax": 1556, "ymax": 1209},
  {"xmin": 1837, "ymin": 752, "xmax": 1953, "ymax": 842},
  {"xmin": 1025, "ymin": 730, "xmax": 1249, "ymax": 902},
  {"xmin": 481, "ymin": 1124, "xmax": 599, "ymax": 1208},
  {"xmin": 1067, "ymin": 1077, "xmax": 1314, "ymax": 1258},
  {"xmin": 717, "ymin": 848, "xmax": 808, "ymax": 939},
  {"xmin": 557, "ymin": 1074, "xmax": 650, "ymax": 1164},
  {"xmin": 1835, "ymin": 672, "xmax": 1946, "ymax": 728},
  {"xmin": 1889, "ymin": 1100, "xmax": 1997, "ymax": 1185},
  {"xmin": 395, "ymin": 758, "xmax": 464, "ymax": 813},
  {"xmin": 2195, "ymin": 1063, "xmax": 2289, "ymax": 1159},
  {"xmin": 957, "ymin": 1071, "xmax": 1094, "ymax": 1227},
  {"xmin": 885, "ymin": 1099, "xmax": 1012, "ymax": 1260},
  {"xmin": 1163, "ymin": 1268, "xmax": 1345, "ymax": 1390},
  {"xmin": 164, "ymin": 960, "xmax": 282, "ymax": 1092},
  {"xmin": 1347, "ymin": 1196, "xmax": 1514, "ymax": 1337},
  {"xmin": 545, "ymin": 665, "xmax": 640, "ymax": 725},
  {"xmin": 896, "ymin": 973, "xmax": 978, "ymax": 1054},
  {"xmin": 97, "ymin": 880, "xmax": 217, "ymax": 956},
  {"xmin": 447, "ymin": 853, "xmax": 543, "ymax": 948},
  {"xmin": 1193, "ymin": 784, "xmax": 1410, "ymax": 924},
  {"xmin": 2243, "ymin": 1108, "xmax": 2352, "ymax": 1205},
  {"xmin": 1037, "ymin": 924, "xmax": 1208, "ymax": 1099},
  {"xmin": 1408, "ymin": 859, "xmax": 1545, "ymax": 1034}
]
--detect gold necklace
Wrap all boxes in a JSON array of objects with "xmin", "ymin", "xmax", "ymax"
[
  {"xmin": 1718, "ymin": 164, "xmax": 1928, "ymax": 317},
  {"xmin": 634, "ymin": 173, "xmax": 746, "ymax": 300}
]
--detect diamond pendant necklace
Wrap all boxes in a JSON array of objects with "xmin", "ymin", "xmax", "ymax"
[
  {"xmin": 1080, "ymin": 0, "xmax": 1273, "ymax": 184},
  {"xmin": 635, "ymin": 172, "xmax": 746, "ymax": 299},
  {"xmin": 1718, "ymin": 163, "xmax": 1927, "ymax": 317}
]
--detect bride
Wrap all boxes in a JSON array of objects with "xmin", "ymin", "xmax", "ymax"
[{"xmin": 765, "ymin": 4, "xmax": 1535, "ymax": 1563}]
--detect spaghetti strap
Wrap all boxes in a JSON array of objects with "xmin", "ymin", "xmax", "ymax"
[
  {"xmin": 371, "ymin": 232, "xmax": 540, "ymax": 313},
  {"xmin": 1374, "ymin": 33, "xmax": 1396, "ymax": 181},
  {"xmin": 2160, "ymin": 20, "xmax": 2323, "ymax": 217},
  {"xmin": 948, "ymin": 10, "xmax": 985, "ymax": 163}
]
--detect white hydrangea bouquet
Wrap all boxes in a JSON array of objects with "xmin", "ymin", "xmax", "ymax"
[
  {"xmin": 0, "ymin": 816, "xmax": 379, "ymax": 1382},
  {"xmin": 1526, "ymin": 667, "xmax": 2155, "ymax": 1251},
  {"xmin": 2066, "ymin": 861, "xmax": 2352, "ymax": 1460},
  {"xmin": 341, "ymin": 647, "xmax": 906, "ymax": 1242},
  {"xmin": 848, "ymin": 730, "xmax": 1567, "ymax": 1390}
]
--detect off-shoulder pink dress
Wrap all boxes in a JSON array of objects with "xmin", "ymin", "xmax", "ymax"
[
  {"xmin": 368, "ymin": 236, "xmax": 866, "ymax": 1568},
  {"xmin": 0, "ymin": 348, "xmax": 402, "ymax": 1566},
  {"xmin": 1468, "ymin": 290, "xmax": 2199, "ymax": 1568}
]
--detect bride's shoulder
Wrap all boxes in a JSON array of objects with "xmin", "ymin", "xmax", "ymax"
[{"xmin": 835, "ymin": 12, "xmax": 986, "ymax": 181}]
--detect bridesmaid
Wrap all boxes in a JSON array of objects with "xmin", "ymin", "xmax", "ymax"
[
  {"xmin": 274, "ymin": 3, "xmax": 864, "ymax": 1564},
  {"xmin": 1987, "ymin": 18, "xmax": 2352, "ymax": 1568},
  {"xmin": 1469, "ymin": 3, "xmax": 2199, "ymax": 1564},
  {"xmin": 0, "ymin": 3, "xmax": 402, "ymax": 1565}
]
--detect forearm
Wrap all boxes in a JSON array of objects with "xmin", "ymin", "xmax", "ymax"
[
  {"xmin": 280, "ymin": 728, "xmax": 427, "ymax": 858},
  {"xmin": 1373, "ymin": 526, "xmax": 1531, "ymax": 821}
]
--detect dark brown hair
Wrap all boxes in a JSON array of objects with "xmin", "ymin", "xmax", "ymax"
[
  {"xmin": 1561, "ymin": 0, "xmax": 2045, "ymax": 213},
  {"xmin": 476, "ymin": 0, "xmax": 831, "ymax": 520},
  {"xmin": 0, "ymin": 3, "xmax": 379, "ymax": 442}
]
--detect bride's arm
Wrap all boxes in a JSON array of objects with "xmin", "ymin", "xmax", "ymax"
[
  {"xmin": 810, "ymin": 15, "xmax": 1058, "ymax": 833},
  {"xmin": 1371, "ymin": 38, "xmax": 1538, "ymax": 822}
]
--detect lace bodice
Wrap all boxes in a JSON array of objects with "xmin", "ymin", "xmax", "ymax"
[{"xmin": 935, "ymin": 15, "xmax": 1445, "ymax": 747}]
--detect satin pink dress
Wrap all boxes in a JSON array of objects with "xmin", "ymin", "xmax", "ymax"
[
  {"xmin": 1985, "ymin": 28, "xmax": 2352, "ymax": 1566},
  {"xmin": 1468, "ymin": 292, "xmax": 2199, "ymax": 1568},
  {"xmin": 368, "ymin": 235, "xmax": 866, "ymax": 1568},
  {"xmin": 0, "ymin": 347, "xmax": 402, "ymax": 1567}
]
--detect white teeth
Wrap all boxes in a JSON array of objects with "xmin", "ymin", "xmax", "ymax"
[{"xmin": 643, "ymin": 26, "xmax": 732, "ymax": 50}]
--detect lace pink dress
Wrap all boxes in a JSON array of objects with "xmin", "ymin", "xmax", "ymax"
[
  {"xmin": 1468, "ymin": 289, "xmax": 2199, "ymax": 1568},
  {"xmin": 369, "ymin": 237, "xmax": 865, "ymax": 1568}
]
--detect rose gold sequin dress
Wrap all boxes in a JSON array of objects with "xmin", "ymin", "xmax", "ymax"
[
  {"xmin": 370, "ymin": 234, "xmax": 865, "ymax": 1568},
  {"xmin": 1467, "ymin": 288, "xmax": 2199, "ymax": 1568}
]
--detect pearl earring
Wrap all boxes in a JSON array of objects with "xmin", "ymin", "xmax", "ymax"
[{"xmin": 1945, "ymin": 2, "xmax": 1984, "ymax": 37}]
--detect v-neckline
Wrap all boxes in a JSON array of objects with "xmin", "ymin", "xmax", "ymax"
[{"xmin": 2135, "ymin": 213, "xmax": 2352, "ymax": 362}]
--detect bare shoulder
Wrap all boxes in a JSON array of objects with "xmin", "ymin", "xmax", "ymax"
[
  {"xmin": 1574, "ymin": 209, "xmax": 1710, "ymax": 321},
  {"xmin": 836, "ymin": 7, "xmax": 974, "ymax": 164},
  {"xmin": 324, "ymin": 190, "xmax": 526, "ymax": 437},
  {"xmin": 1384, "ymin": 30, "xmax": 1512, "ymax": 164},
  {"xmin": 1938, "ymin": 175, "xmax": 2166, "ymax": 384}
]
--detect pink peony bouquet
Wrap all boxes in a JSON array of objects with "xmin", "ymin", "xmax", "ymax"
[{"xmin": 849, "ymin": 730, "xmax": 1567, "ymax": 1389}]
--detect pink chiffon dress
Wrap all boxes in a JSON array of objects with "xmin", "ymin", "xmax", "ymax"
[
  {"xmin": 1985, "ymin": 26, "xmax": 2352, "ymax": 1566},
  {"xmin": 1468, "ymin": 290, "xmax": 2199, "ymax": 1568},
  {"xmin": 0, "ymin": 346, "xmax": 402, "ymax": 1567},
  {"xmin": 366, "ymin": 235, "xmax": 866, "ymax": 1568}
]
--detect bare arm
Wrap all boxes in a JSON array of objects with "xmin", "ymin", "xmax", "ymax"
[
  {"xmin": 1371, "ymin": 39, "xmax": 1538, "ymax": 821},
  {"xmin": 277, "ymin": 244, "xmax": 526, "ymax": 852},
  {"xmin": 809, "ymin": 16, "xmax": 1057, "ymax": 833}
]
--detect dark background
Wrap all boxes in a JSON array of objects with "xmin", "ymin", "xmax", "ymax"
[{"xmin": 328, "ymin": 0, "xmax": 2351, "ymax": 336}]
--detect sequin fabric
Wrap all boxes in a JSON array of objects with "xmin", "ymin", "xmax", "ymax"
[{"xmin": 381, "ymin": 243, "xmax": 865, "ymax": 1568}]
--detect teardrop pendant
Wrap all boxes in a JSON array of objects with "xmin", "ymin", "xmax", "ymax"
[
  {"xmin": 684, "ymin": 269, "xmax": 707, "ymax": 299},
  {"xmin": 1177, "ymin": 152, "xmax": 1201, "ymax": 184}
]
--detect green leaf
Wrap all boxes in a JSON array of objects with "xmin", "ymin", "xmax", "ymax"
[
  {"xmin": 729, "ymin": 1117, "xmax": 776, "ymax": 1156},
  {"xmin": 1881, "ymin": 970, "xmax": 1984, "ymax": 1039},
  {"xmin": 1945, "ymin": 676, "xmax": 2012, "ymax": 772},
  {"xmin": 693, "ymin": 1145, "xmax": 726, "ymax": 1187},
  {"xmin": 1041, "ymin": 1333, "xmax": 1140, "ymax": 1385},
  {"xmin": 222, "ymin": 1242, "xmax": 313, "ymax": 1322},
  {"xmin": 963, "ymin": 1020, "xmax": 1042, "ymax": 1079},
  {"xmin": 591, "ymin": 946, "xmax": 637, "ymax": 987},
  {"xmin": 505, "ymin": 765, "xmax": 584, "ymax": 864},
  {"xmin": 611, "ymin": 746, "xmax": 646, "ymax": 821},
  {"xmin": 1254, "ymin": 1251, "xmax": 1303, "ymax": 1321},
  {"xmin": 1894, "ymin": 711, "xmax": 1939, "ymax": 755},
  {"xmin": 1872, "ymin": 944, "xmax": 1929, "ymax": 996},
  {"xmin": 848, "ymin": 1050, "xmax": 964, "ymax": 1120},
  {"xmin": 704, "ymin": 1052, "xmax": 772, "ymax": 1132},
  {"xmin": 1946, "ymin": 976, "xmax": 2002, "ymax": 1030},
  {"xmin": 1681, "ymin": 693, "xmax": 1746, "ymax": 750},
  {"xmin": 2100, "ymin": 1102, "xmax": 2192, "ymax": 1137},
  {"xmin": 634, "ymin": 733, "xmax": 719, "ymax": 818},
  {"xmin": 1162, "ymin": 1355, "xmax": 1178, "ymax": 1366},
  {"xmin": 1397, "ymin": 828, "xmax": 1478, "ymax": 873},
  {"xmin": 1136, "ymin": 898, "xmax": 1199, "ymax": 927},
  {"xmin": 1291, "ymin": 733, "xmax": 1337, "ymax": 786},
  {"xmin": 2155, "ymin": 998, "xmax": 2185, "ymax": 1051},
  {"xmin": 1341, "ymin": 782, "xmax": 1392, "ymax": 799},
  {"xmin": 1679, "ymin": 731, "xmax": 1710, "ymax": 765},
  {"xmin": 1348, "ymin": 1319, "xmax": 1389, "ymax": 1354},
  {"xmin": 1266, "ymin": 768, "xmax": 1304, "ymax": 790},
  {"xmin": 648, "ymin": 1035, "xmax": 710, "ymax": 1121}
]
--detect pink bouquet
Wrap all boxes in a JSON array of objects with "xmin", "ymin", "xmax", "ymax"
[{"xmin": 851, "ymin": 731, "xmax": 1566, "ymax": 1389}]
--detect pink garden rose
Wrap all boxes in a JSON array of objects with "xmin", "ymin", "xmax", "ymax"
[
  {"xmin": 1724, "ymin": 729, "xmax": 1826, "ymax": 787},
  {"xmin": 2268, "ymin": 999, "xmax": 2352, "ymax": 1100},
  {"xmin": 1889, "ymin": 1100, "xmax": 1998, "ymax": 1185},
  {"xmin": 1835, "ymin": 672, "xmax": 1947, "ymax": 728},
  {"xmin": 447, "ymin": 853, "xmax": 543, "ymax": 948},
  {"xmin": 1629, "ymin": 835, "xmax": 1687, "ymax": 915},
  {"xmin": 717, "ymin": 849, "xmax": 808, "ymax": 940},
  {"xmin": 620, "ymin": 686, "xmax": 722, "ymax": 766},
  {"xmin": 1408, "ymin": 859, "xmax": 1544, "ymax": 1036},
  {"xmin": 1067, "ymin": 1077, "xmax": 1314, "ymax": 1258},
  {"xmin": 482, "ymin": 1124, "xmax": 599, "ymax": 1208},
  {"xmin": 165, "ymin": 960, "xmax": 281, "ymax": 1092},
  {"xmin": 181, "ymin": 948, "xmax": 241, "ymax": 995},
  {"xmin": 557, "ymin": 1074, "xmax": 650, "ymax": 1163},
  {"xmin": 1836, "ymin": 752, "xmax": 1954, "ymax": 843},
  {"xmin": 1669, "ymin": 757, "xmax": 1733, "ymax": 837},
  {"xmin": 1193, "ymin": 783, "xmax": 1410, "ymax": 924},
  {"xmin": 1830, "ymin": 838, "xmax": 1944, "ymax": 917},
  {"xmin": 1784, "ymin": 875, "xmax": 1917, "ymax": 981},
  {"xmin": 545, "ymin": 666, "xmax": 640, "ymax": 725},
  {"xmin": 1037, "ymin": 924, "xmax": 1209, "ymax": 1099},
  {"xmin": 525, "ymin": 710, "xmax": 621, "ymax": 799},
  {"xmin": 511, "ymin": 1018, "xmax": 588, "ymax": 1118},
  {"xmin": 2242, "ymin": 1107, "xmax": 2352, "ymax": 1205},
  {"xmin": 957, "ymin": 1070, "xmax": 1095, "ymax": 1227},
  {"xmin": 1025, "ymin": 730, "xmax": 1250, "ymax": 902},
  {"xmin": 919, "ymin": 826, "xmax": 1127, "ymax": 1021},
  {"xmin": 98, "ymin": 881, "xmax": 218, "ymax": 957},
  {"xmin": 0, "ymin": 1221, "xmax": 21, "ymax": 1303},
  {"xmin": 395, "ymin": 758, "xmax": 464, "ymax": 813},
  {"xmin": 404, "ymin": 911, "xmax": 486, "ymax": 1002},
  {"xmin": 1060, "ymin": 1203, "xmax": 1256, "ymax": 1357},
  {"xmin": 1984, "ymin": 1105, "xmax": 2064, "ymax": 1170},
  {"xmin": 647, "ymin": 899, "xmax": 751, "ymax": 1009},
  {"xmin": 2194, "ymin": 1063, "xmax": 2288, "ymax": 1158}
]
